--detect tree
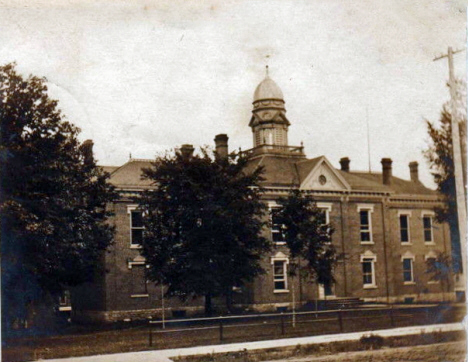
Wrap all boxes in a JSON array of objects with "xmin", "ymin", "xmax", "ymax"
[
  {"xmin": 425, "ymin": 79, "xmax": 466, "ymax": 271},
  {"xmin": 138, "ymin": 147, "xmax": 270, "ymax": 315},
  {"xmin": 425, "ymin": 252, "xmax": 454, "ymax": 302},
  {"xmin": 0, "ymin": 63, "xmax": 116, "ymax": 334},
  {"xmin": 275, "ymin": 189, "xmax": 336, "ymax": 291}
]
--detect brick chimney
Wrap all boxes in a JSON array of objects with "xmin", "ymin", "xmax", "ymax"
[
  {"xmin": 381, "ymin": 158, "xmax": 393, "ymax": 185},
  {"xmin": 214, "ymin": 134, "xmax": 229, "ymax": 160},
  {"xmin": 180, "ymin": 144, "xmax": 194, "ymax": 158},
  {"xmin": 80, "ymin": 139, "xmax": 94, "ymax": 166},
  {"xmin": 409, "ymin": 161, "xmax": 419, "ymax": 182},
  {"xmin": 339, "ymin": 157, "xmax": 350, "ymax": 172}
]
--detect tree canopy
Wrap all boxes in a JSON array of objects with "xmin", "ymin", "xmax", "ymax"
[
  {"xmin": 425, "ymin": 252, "xmax": 454, "ymax": 300},
  {"xmin": 275, "ymin": 189, "xmax": 336, "ymax": 286},
  {"xmin": 424, "ymin": 79, "xmax": 466, "ymax": 271},
  {"xmin": 0, "ymin": 63, "xmax": 116, "ymax": 332},
  {"xmin": 138, "ymin": 148, "xmax": 270, "ymax": 314}
]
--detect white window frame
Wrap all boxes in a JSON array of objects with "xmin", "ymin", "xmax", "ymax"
[
  {"xmin": 357, "ymin": 204, "xmax": 374, "ymax": 244},
  {"xmin": 360, "ymin": 251, "xmax": 377, "ymax": 289},
  {"xmin": 401, "ymin": 252, "xmax": 415, "ymax": 285},
  {"xmin": 421, "ymin": 211, "xmax": 435, "ymax": 244},
  {"xmin": 268, "ymin": 201, "xmax": 286, "ymax": 246},
  {"xmin": 128, "ymin": 205, "xmax": 144, "ymax": 249},
  {"xmin": 398, "ymin": 210, "xmax": 412, "ymax": 245},
  {"xmin": 317, "ymin": 202, "xmax": 332, "ymax": 225},
  {"xmin": 271, "ymin": 254, "xmax": 289, "ymax": 293}
]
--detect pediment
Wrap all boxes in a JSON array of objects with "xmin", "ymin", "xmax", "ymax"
[
  {"xmin": 249, "ymin": 111, "xmax": 290, "ymax": 127},
  {"xmin": 300, "ymin": 156, "xmax": 351, "ymax": 191}
]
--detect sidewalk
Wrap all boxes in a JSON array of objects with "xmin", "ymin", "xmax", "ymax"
[{"xmin": 40, "ymin": 322, "xmax": 465, "ymax": 362}]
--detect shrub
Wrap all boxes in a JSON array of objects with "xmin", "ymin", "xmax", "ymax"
[{"xmin": 360, "ymin": 334, "xmax": 384, "ymax": 350}]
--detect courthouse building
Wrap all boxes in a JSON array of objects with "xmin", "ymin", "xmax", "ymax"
[{"xmin": 72, "ymin": 72, "xmax": 454, "ymax": 323}]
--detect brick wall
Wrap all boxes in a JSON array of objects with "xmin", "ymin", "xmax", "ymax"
[{"xmin": 74, "ymin": 191, "xmax": 454, "ymax": 323}]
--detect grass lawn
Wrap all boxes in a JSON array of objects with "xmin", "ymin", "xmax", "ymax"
[{"xmin": 262, "ymin": 341, "xmax": 467, "ymax": 362}]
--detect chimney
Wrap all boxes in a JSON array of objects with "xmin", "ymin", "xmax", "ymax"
[
  {"xmin": 339, "ymin": 157, "xmax": 350, "ymax": 172},
  {"xmin": 180, "ymin": 144, "xmax": 194, "ymax": 158},
  {"xmin": 409, "ymin": 161, "xmax": 419, "ymax": 182},
  {"xmin": 381, "ymin": 158, "xmax": 393, "ymax": 185},
  {"xmin": 214, "ymin": 134, "xmax": 229, "ymax": 160},
  {"xmin": 80, "ymin": 139, "xmax": 94, "ymax": 166}
]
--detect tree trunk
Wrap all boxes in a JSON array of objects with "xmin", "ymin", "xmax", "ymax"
[{"xmin": 205, "ymin": 293, "xmax": 213, "ymax": 316}]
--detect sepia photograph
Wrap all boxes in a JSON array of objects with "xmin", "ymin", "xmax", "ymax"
[{"xmin": 1, "ymin": 1, "xmax": 467, "ymax": 361}]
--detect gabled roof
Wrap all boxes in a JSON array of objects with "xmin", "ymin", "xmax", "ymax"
[
  {"xmin": 245, "ymin": 154, "xmax": 436, "ymax": 196},
  {"xmin": 106, "ymin": 159, "xmax": 154, "ymax": 188},
  {"xmin": 244, "ymin": 155, "xmax": 302, "ymax": 186},
  {"xmin": 101, "ymin": 155, "xmax": 437, "ymax": 197},
  {"xmin": 341, "ymin": 171, "xmax": 437, "ymax": 195},
  {"xmin": 295, "ymin": 157, "xmax": 322, "ymax": 182},
  {"xmin": 101, "ymin": 165, "xmax": 119, "ymax": 174}
]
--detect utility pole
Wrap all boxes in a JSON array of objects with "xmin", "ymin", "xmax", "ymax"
[{"xmin": 434, "ymin": 46, "xmax": 467, "ymax": 298}]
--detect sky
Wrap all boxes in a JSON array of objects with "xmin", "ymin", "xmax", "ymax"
[{"xmin": 0, "ymin": 0, "xmax": 466, "ymax": 187}]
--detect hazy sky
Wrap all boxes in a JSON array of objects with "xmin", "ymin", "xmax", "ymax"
[{"xmin": 0, "ymin": 0, "xmax": 466, "ymax": 187}]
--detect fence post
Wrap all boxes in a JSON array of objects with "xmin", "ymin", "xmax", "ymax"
[
  {"xmin": 219, "ymin": 319, "xmax": 224, "ymax": 341},
  {"xmin": 149, "ymin": 324, "xmax": 153, "ymax": 347},
  {"xmin": 281, "ymin": 313, "xmax": 285, "ymax": 335},
  {"xmin": 338, "ymin": 309, "xmax": 343, "ymax": 333}
]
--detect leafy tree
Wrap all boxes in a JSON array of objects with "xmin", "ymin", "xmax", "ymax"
[
  {"xmin": 139, "ymin": 148, "xmax": 270, "ymax": 315},
  {"xmin": 425, "ymin": 79, "xmax": 466, "ymax": 271},
  {"xmin": 425, "ymin": 252, "xmax": 454, "ymax": 301},
  {"xmin": 275, "ymin": 189, "xmax": 336, "ymax": 289},
  {"xmin": 0, "ymin": 63, "xmax": 116, "ymax": 334}
]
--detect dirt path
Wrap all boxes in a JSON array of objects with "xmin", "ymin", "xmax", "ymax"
[{"xmin": 263, "ymin": 341, "xmax": 467, "ymax": 362}]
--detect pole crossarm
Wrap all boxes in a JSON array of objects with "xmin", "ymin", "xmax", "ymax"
[{"xmin": 433, "ymin": 48, "xmax": 465, "ymax": 62}]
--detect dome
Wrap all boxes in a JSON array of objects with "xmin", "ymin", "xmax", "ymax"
[{"xmin": 253, "ymin": 76, "xmax": 284, "ymax": 102}]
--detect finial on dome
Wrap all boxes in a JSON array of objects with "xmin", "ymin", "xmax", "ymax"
[{"xmin": 266, "ymin": 65, "xmax": 269, "ymax": 77}]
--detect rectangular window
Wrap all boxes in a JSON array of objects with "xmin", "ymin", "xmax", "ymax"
[
  {"xmin": 423, "ymin": 216, "xmax": 433, "ymax": 243},
  {"xmin": 131, "ymin": 264, "xmax": 148, "ymax": 295},
  {"xmin": 362, "ymin": 258, "xmax": 375, "ymax": 287},
  {"xmin": 271, "ymin": 208, "xmax": 286, "ymax": 244},
  {"xmin": 402, "ymin": 258, "xmax": 414, "ymax": 283},
  {"xmin": 360, "ymin": 210, "xmax": 372, "ymax": 242},
  {"xmin": 318, "ymin": 209, "xmax": 328, "ymax": 225},
  {"xmin": 131, "ymin": 211, "xmax": 144, "ymax": 247},
  {"xmin": 273, "ymin": 260, "xmax": 287, "ymax": 291},
  {"xmin": 399, "ymin": 214, "xmax": 410, "ymax": 243}
]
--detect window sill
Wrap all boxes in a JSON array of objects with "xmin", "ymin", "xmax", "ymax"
[
  {"xmin": 427, "ymin": 281, "xmax": 440, "ymax": 285},
  {"xmin": 363, "ymin": 285, "xmax": 377, "ymax": 289},
  {"xmin": 131, "ymin": 294, "xmax": 149, "ymax": 298},
  {"xmin": 401, "ymin": 242, "xmax": 412, "ymax": 246},
  {"xmin": 275, "ymin": 242, "xmax": 287, "ymax": 246},
  {"xmin": 360, "ymin": 242, "xmax": 374, "ymax": 245},
  {"xmin": 274, "ymin": 290, "xmax": 290, "ymax": 294},
  {"xmin": 403, "ymin": 282, "xmax": 416, "ymax": 285},
  {"xmin": 424, "ymin": 242, "xmax": 436, "ymax": 246},
  {"xmin": 130, "ymin": 244, "xmax": 142, "ymax": 249}
]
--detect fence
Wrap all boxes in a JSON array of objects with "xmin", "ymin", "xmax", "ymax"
[{"xmin": 147, "ymin": 304, "xmax": 459, "ymax": 348}]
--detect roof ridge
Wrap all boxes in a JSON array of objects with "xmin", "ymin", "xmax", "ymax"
[{"xmin": 128, "ymin": 158, "xmax": 154, "ymax": 162}]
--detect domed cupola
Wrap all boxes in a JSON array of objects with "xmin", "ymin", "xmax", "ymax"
[
  {"xmin": 253, "ymin": 76, "xmax": 284, "ymax": 103},
  {"xmin": 249, "ymin": 66, "xmax": 290, "ymax": 148}
]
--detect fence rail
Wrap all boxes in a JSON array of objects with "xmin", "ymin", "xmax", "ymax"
[{"xmin": 147, "ymin": 304, "xmax": 460, "ymax": 347}]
